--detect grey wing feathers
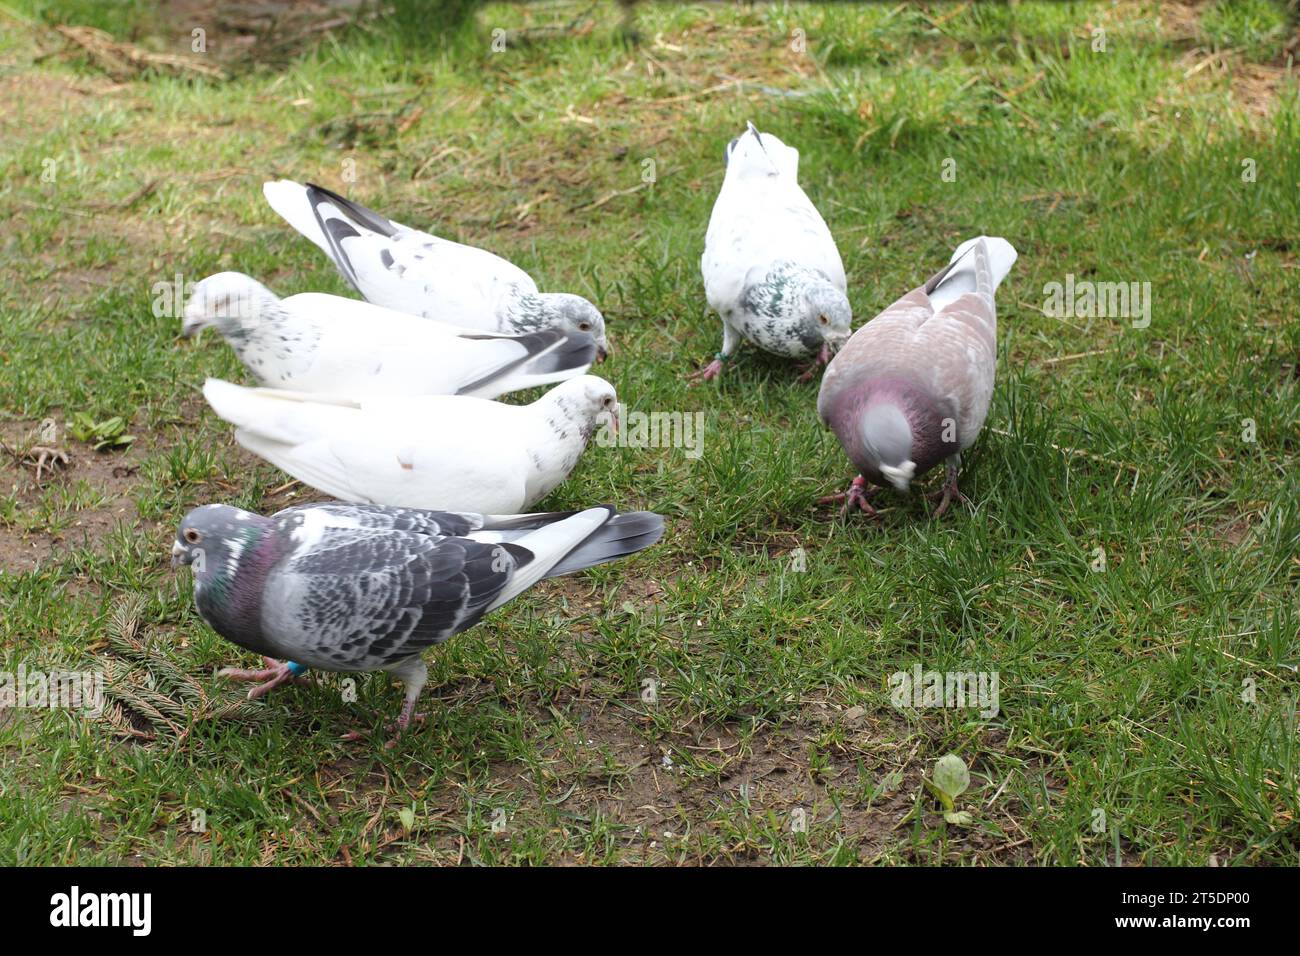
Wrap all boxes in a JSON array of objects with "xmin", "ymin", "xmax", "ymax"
[
  {"xmin": 455, "ymin": 327, "xmax": 598, "ymax": 396},
  {"xmin": 279, "ymin": 526, "xmax": 532, "ymax": 667},
  {"xmin": 274, "ymin": 502, "xmax": 485, "ymax": 537},
  {"xmin": 303, "ymin": 182, "xmax": 399, "ymax": 292}
]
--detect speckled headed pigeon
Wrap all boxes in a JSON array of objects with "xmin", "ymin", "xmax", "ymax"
[
  {"xmin": 182, "ymin": 272, "xmax": 598, "ymax": 400},
  {"xmin": 201, "ymin": 374, "xmax": 618, "ymax": 514},
  {"xmin": 693, "ymin": 123, "xmax": 851, "ymax": 382},
  {"xmin": 172, "ymin": 501, "xmax": 664, "ymax": 742},
  {"xmin": 262, "ymin": 180, "xmax": 609, "ymax": 358},
  {"xmin": 817, "ymin": 236, "xmax": 1017, "ymax": 517}
]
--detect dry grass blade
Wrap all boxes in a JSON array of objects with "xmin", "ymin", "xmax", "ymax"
[{"xmin": 54, "ymin": 25, "xmax": 227, "ymax": 81}]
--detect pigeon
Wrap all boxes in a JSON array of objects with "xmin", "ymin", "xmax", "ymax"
[
  {"xmin": 201, "ymin": 374, "xmax": 618, "ymax": 513},
  {"xmin": 694, "ymin": 123, "xmax": 852, "ymax": 381},
  {"xmin": 263, "ymin": 180, "xmax": 610, "ymax": 358},
  {"xmin": 181, "ymin": 272, "xmax": 599, "ymax": 401},
  {"xmin": 817, "ymin": 236, "xmax": 1018, "ymax": 517},
  {"xmin": 172, "ymin": 501, "xmax": 664, "ymax": 741}
]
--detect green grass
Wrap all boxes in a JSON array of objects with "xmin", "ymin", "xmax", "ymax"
[{"xmin": 0, "ymin": 0, "xmax": 1297, "ymax": 865}]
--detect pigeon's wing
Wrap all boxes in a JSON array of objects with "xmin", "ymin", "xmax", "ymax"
[
  {"xmin": 703, "ymin": 149, "xmax": 845, "ymax": 313},
  {"xmin": 816, "ymin": 287, "xmax": 934, "ymax": 423},
  {"xmin": 261, "ymin": 521, "xmax": 534, "ymax": 669},
  {"xmin": 202, "ymin": 379, "xmax": 533, "ymax": 513},
  {"xmin": 264, "ymin": 180, "xmax": 536, "ymax": 328},
  {"xmin": 280, "ymin": 293, "xmax": 596, "ymax": 399},
  {"xmin": 819, "ymin": 238, "xmax": 1014, "ymax": 444},
  {"xmin": 272, "ymin": 502, "xmax": 624, "ymax": 540},
  {"xmin": 273, "ymin": 501, "xmax": 486, "ymax": 537},
  {"xmin": 906, "ymin": 239, "xmax": 1007, "ymax": 444}
]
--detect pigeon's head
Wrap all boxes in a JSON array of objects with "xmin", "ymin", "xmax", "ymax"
[
  {"xmin": 542, "ymin": 374, "xmax": 619, "ymax": 437},
  {"xmin": 172, "ymin": 504, "xmax": 269, "ymax": 577},
  {"xmin": 803, "ymin": 281, "xmax": 853, "ymax": 356},
  {"xmin": 832, "ymin": 381, "xmax": 954, "ymax": 493},
  {"xmin": 859, "ymin": 402, "xmax": 917, "ymax": 492},
  {"xmin": 541, "ymin": 293, "xmax": 610, "ymax": 361},
  {"xmin": 182, "ymin": 272, "xmax": 280, "ymax": 339}
]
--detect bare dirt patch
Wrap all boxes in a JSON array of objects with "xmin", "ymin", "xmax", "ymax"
[{"xmin": 0, "ymin": 419, "xmax": 146, "ymax": 574}]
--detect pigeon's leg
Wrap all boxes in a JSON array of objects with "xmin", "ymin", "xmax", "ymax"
[
  {"xmin": 218, "ymin": 658, "xmax": 310, "ymax": 699},
  {"xmin": 382, "ymin": 656, "xmax": 428, "ymax": 749},
  {"xmin": 930, "ymin": 457, "xmax": 969, "ymax": 518},
  {"xmin": 818, "ymin": 475, "xmax": 879, "ymax": 518},
  {"xmin": 27, "ymin": 446, "xmax": 69, "ymax": 482},
  {"xmin": 689, "ymin": 322, "xmax": 740, "ymax": 382},
  {"xmin": 795, "ymin": 342, "xmax": 832, "ymax": 384}
]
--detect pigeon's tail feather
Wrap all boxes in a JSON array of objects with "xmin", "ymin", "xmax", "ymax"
[
  {"xmin": 455, "ymin": 329, "xmax": 598, "ymax": 399},
  {"xmin": 725, "ymin": 124, "xmax": 799, "ymax": 180},
  {"xmin": 545, "ymin": 510, "xmax": 665, "ymax": 577},
  {"xmin": 927, "ymin": 236, "xmax": 1018, "ymax": 313},
  {"xmin": 303, "ymin": 182, "xmax": 399, "ymax": 238},
  {"xmin": 879, "ymin": 460, "xmax": 917, "ymax": 492},
  {"xmin": 203, "ymin": 377, "xmax": 270, "ymax": 433},
  {"xmin": 263, "ymin": 180, "xmax": 398, "ymax": 293},
  {"xmin": 487, "ymin": 507, "xmax": 663, "ymax": 610},
  {"xmin": 263, "ymin": 180, "xmax": 332, "ymax": 254}
]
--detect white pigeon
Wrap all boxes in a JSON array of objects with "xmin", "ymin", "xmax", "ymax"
[
  {"xmin": 262, "ymin": 180, "xmax": 609, "ymax": 357},
  {"xmin": 202, "ymin": 375, "xmax": 618, "ymax": 513},
  {"xmin": 817, "ymin": 236, "xmax": 1018, "ymax": 517},
  {"xmin": 695, "ymin": 122, "xmax": 852, "ymax": 381},
  {"xmin": 181, "ymin": 272, "xmax": 598, "ymax": 400}
]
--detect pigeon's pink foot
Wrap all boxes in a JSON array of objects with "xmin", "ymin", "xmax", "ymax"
[
  {"xmin": 928, "ymin": 462, "xmax": 968, "ymax": 518},
  {"xmin": 818, "ymin": 475, "xmax": 879, "ymax": 518},
  {"xmin": 218, "ymin": 657, "xmax": 309, "ymax": 700},
  {"xmin": 795, "ymin": 343, "xmax": 832, "ymax": 383},
  {"xmin": 340, "ymin": 705, "xmax": 427, "ymax": 747},
  {"xmin": 688, "ymin": 358, "xmax": 725, "ymax": 383},
  {"xmin": 383, "ymin": 707, "xmax": 427, "ymax": 750}
]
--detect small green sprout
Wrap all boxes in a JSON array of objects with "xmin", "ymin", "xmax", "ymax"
[
  {"xmin": 66, "ymin": 413, "xmax": 135, "ymax": 451},
  {"xmin": 926, "ymin": 753, "xmax": 973, "ymax": 826}
]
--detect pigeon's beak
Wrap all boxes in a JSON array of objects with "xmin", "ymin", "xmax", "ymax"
[
  {"xmin": 170, "ymin": 541, "xmax": 185, "ymax": 568},
  {"xmin": 596, "ymin": 337, "xmax": 612, "ymax": 363},
  {"xmin": 180, "ymin": 314, "xmax": 206, "ymax": 339},
  {"xmin": 606, "ymin": 403, "xmax": 620, "ymax": 437}
]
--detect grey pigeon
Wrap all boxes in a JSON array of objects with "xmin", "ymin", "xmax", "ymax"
[
  {"xmin": 172, "ymin": 501, "xmax": 664, "ymax": 742},
  {"xmin": 694, "ymin": 123, "xmax": 851, "ymax": 381},
  {"xmin": 182, "ymin": 272, "xmax": 598, "ymax": 400},
  {"xmin": 263, "ymin": 180, "xmax": 609, "ymax": 358},
  {"xmin": 817, "ymin": 236, "xmax": 1017, "ymax": 516}
]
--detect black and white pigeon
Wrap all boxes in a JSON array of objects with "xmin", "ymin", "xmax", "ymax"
[
  {"xmin": 263, "ymin": 180, "xmax": 610, "ymax": 358},
  {"xmin": 201, "ymin": 374, "xmax": 618, "ymax": 514},
  {"xmin": 172, "ymin": 501, "xmax": 664, "ymax": 741},
  {"xmin": 694, "ymin": 123, "xmax": 852, "ymax": 381},
  {"xmin": 817, "ymin": 236, "xmax": 1017, "ymax": 517},
  {"xmin": 182, "ymin": 272, "xmax": 598, "ymax": 400}
]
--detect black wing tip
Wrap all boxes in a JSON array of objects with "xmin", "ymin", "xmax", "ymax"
[
  {"xmin": 303, "ymin": 181, "xmax": 398, "ymax": 239},
  {"xmin": 454, "ymin": 328, "xmax": 597, "ymax": 396}
]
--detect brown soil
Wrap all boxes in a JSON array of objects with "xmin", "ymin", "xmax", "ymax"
[{"xmin": 0, "ymin": 420, "xmax": 147, "ymax": 574}]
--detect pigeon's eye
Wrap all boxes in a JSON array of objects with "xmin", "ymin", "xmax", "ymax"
[
  {"xmin": 183, "ymin": 528, "xmax": 202, "ymax": 544},
  {"xmin": 578, "ymin": 321, "xmax": 592, "ymax": 332},
  {"xmin": 601, "ymin": 396, "xmax": 614, "ymax": 408},
  {"xmin": 818, "ymin": 314, "xmax": 830, "ymax": 326}
]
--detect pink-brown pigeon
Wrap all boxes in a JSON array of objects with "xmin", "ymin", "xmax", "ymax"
[{"xmin": 817, "ymin": 236, "xmax": 1017, "ymax": 517}]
